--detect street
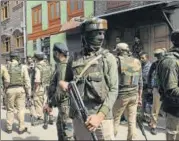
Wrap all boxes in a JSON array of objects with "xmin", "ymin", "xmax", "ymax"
[{"xmin": 1, "ymin": 105, "xmax": 166, "ymax": 140}]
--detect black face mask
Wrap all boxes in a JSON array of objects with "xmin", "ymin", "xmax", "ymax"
[{"xmin": 85, "ymin": 30, "xmax": 105, "ymax": 51}]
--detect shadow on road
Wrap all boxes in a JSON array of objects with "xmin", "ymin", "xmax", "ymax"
[
  {"xmin": 1, "ymin": 119, "xmax": 19, "ymax": 133},
  {"xmin": 12, "ymin": 136, "xmax": 40, "ymax": 140}
]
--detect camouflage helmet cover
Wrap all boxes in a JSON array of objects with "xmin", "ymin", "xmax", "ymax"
[
  {"xmin": 81, "ymin": 17, "xmax": 108, "ymax": 33},
  {"xmin": 114, "ymin": 43, "xmax": 130, "ymax": 52},
  {"xmin": 154, "ymin": 48, "xmax": 166, "ymax": 55}
]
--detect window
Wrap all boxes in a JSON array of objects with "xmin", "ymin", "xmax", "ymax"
[
  {"xmin": 3, "ymin": 37, "xmax": 10, "ymax": 52},
  {"xmin": 16, "ymin": 35, "xmax": 23, "ymax": 48},
  {"xmin": 1, "ymin": 1, "xmax": 10, "ymax": 21},
  {"xmin": 32, "ymin": 5, "xmax": 42, "ymax": 32},
  {"xmin": 67, "ymin": 0, "xmax": 84, "ymax": 20},
  {"xmin": 48, "ymin": 1, "xmax": 60, "ymax": 27}
]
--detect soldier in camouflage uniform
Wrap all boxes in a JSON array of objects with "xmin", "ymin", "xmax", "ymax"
[
  {"xmin": 5, "ymin": 52, "xmax": 31, "ymax": 134},
  {"xmin": 148, "ymin": 48, "xmax": 166, "ymax": 135},
  {"xmin": 52, "ymin": 42, "xmax": 74, "ymax": 140},
  {"xmin": 113, "ymin": 43, "xmax": 143, "ymax": 140},
  {"xmin": 59, "ymin": 17, "xmax": 118, "ymax": 140},
  {"xmin": 157, "ymin": 30, "xmax": 179, "ymax": 140},
  {"xmin": 32, "ymin": 52, "xmax": 52, "ymax": 125}
]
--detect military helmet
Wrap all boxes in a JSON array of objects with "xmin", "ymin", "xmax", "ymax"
[
  {"xmin": 81, "ymin": 17, "xmax": 108, "ymax": 33},
  {"xmin": 113, "ymin": 43, "xmax": 130, "ymax": 52},
  {"xmin": 171, "ymin": 29, "xmax": 179, "ymax": 46},
  {"xmin": 154, "ymin": 48, "xmax": 166, "ymax": 55},
  {"xmin": 34, "ymin": 51, "xmax": 44, "ymax": 59},
  {"xmin": 53, "ymin": 42, "xmax": 69, "ymax": 56}
]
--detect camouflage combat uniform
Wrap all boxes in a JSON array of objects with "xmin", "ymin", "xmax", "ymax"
[
  {"xmin": 113, "ymin": 43, "xmax": 143, "ymax": 140},
  {"xmin": 56, "ymin": 59, "xmax": 74, "ymax": 140},
  {"xmin": 157, "ymin": 47, "xmax": 179, "ymax": 140}
]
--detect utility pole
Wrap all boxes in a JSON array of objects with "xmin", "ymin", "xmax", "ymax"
[{"xmin": 22, "ymin": 0, "xmax": 27, "ymax": 59}]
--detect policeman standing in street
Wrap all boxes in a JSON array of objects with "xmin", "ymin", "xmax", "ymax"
[
  {"xmin": 113, "ymin": 43, "xmax": 143, "ymax": 140},
  {"xmin": 148, "ymin": 48, "xmax": 166, "ymax": 135},
  {"xmin": 1, "ymin": 64, "xmax": 9, "ymax": 109},
  {"xmin": 45, "ymin": 42, "xmax": 75, "ymax": 140},
  {"xmin": 32, "ymin": 52, "xmax": 52, "ymax": 125},
  {"xmin": 157, "ymin": 30, "xmax": 179, "ymax": 140},
  {"xmin": 59, "ymin": 17, "xmax": 118, "ymax": 140},
  {"xmin": 5, "ymin": 51, "xmax": 31, "ymax": 134}
]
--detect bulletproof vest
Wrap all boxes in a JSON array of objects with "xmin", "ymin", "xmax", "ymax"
[
  {"xmin": 36, "ymin": 62, "xmax": 52, "ymax": 86},
  {"xmin": 72, "ymin": 49, "xmax": 109, "ymax": 104},
  {"xmin": 8, "ymin": 63, "xmax": 23, "ymax": 86},
  {"xmin": 117, "ymin": 56, "xmax": 141, "ymax": 87}
]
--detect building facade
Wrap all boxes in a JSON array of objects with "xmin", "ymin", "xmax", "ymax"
[
  {"xmin": 94, "ymin": 1, "xmax": 179, "ymax": 60},
  {"xmin": 26, "ymin": 0, "xmax": 94, "ymax": 65},
  {"xmin": 0, "ymin": 1, "xmax": 25, "ymax": 64}
]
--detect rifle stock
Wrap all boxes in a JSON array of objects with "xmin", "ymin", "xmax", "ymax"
[{"xmin": 68, "ymin": 81, "xmax": 98, "ymax": 141}]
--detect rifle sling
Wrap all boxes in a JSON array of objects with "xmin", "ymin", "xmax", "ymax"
[{"xmin": 75, "ymin": 54, "xmax": 103, "ymax": 83}]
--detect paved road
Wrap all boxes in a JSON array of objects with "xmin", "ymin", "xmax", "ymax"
[{"xmin": 1, "ymin": 105, "xmax": 166, "ymax": 140}]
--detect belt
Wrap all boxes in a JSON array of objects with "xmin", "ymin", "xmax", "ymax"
[
  {"xmin": 8, "ymin": 85, "xmax": 23, "ymax": 88},
  {"xmin": 119, "ymin": 85, "xmax": 136, "ymax": 89}
]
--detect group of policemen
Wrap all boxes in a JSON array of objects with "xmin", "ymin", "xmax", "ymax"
[{"xmin": 1, "ymin": 17, "xmax": 179, "ymax": 141}]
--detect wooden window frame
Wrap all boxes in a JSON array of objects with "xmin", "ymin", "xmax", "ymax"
[
  {"xmin": 1, "ymin": 1, "xmax": 10, "ymax": 21},
  {"xmin": 48, "ymin": 1, "xmax": 61, "ymax": 27},
  {"xmin": 32, "ymin": 5, "xmax": 42, "ymax": 32},
  {"xmin": 15, "ymin": 35, "xmax": 23, "ymax": 48},
  {"xmin": 3, "ymin": 37, "xmax": 10, "ymax": 53},
  {"xmin": 67, "ymin": 0, "xmax": 84, "ymax": 21}
]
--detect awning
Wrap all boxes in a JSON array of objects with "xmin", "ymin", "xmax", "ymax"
[
  {"xmin": 97, "ymin": 1, "xmax": 168, "ymax": 18},
  {"xmin": 1, "ymin": 33, "xmax": 11, "ymax": 41},
  {"xmin": 60, "ymin": 18, "xmax": 82, "ymax": 33},
  {"xmin": 12, "ymin": 27, "xmax": 23, "ymax": 37}
]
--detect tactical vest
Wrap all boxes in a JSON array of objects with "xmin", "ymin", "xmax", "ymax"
[
  {"xmin": 72, "ymin": 49, "xmax": 109, "ymax": 104},
  {"xmin": 36, "ymin": 62, "xmax": 52, "ymax": 86},
  {"xmin": 8, "ymin": 63, "xmax": 23, "ymax": 86},
  {"xmin": 117, "ymin": 56, "xmax": 141, "ymax": 88}
]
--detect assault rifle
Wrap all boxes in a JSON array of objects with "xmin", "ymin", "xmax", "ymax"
[
  {"xmin": 68, "ymin": 81, "xmax": 98, "ymax": 141},
  {"xmin": 137, "ymin": 106, "xmax": 148, "ymax": 141}
]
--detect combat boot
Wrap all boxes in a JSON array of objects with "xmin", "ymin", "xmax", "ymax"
[{"xmin": 18, "ymin": 127, "xmax": 28, "ymax": 134}]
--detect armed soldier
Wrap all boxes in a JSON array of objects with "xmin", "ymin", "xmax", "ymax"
[
  {"xmin": 1, "ymin": 64, "xmax": 9, "ymax": 109},
  {"xmin": 59, "ymin": 17, "xmax": 118, "ymax": 140},
  {"xmin": 148, "ymin": 48, "xmax": 166, "ymax": 135},
  {"xmin": 44, "ymin": 42, "xmax": 75, "ymax": 140},
  {"xmin": 113, "ymin": 43, "xmax": 143, "ymax": 140},
  {"xmin": 31, "ymin": 52, "xmax": 52, "ymax": 125},
  {"xmin": 157, "ymin": 30, "xmax": 179, "ymax": 140},
  {"xmin": 5, "ymin": 51, "xmax": 31, "ymax": 134}
]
